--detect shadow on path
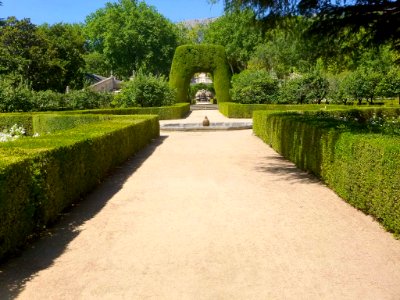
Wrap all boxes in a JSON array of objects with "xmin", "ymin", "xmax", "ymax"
[
  {"xmin": 255, "ymin": 155, "xmax": 320, "ymax": 184},
  {"xmin": 0, "ymin": 136, "xmax": 167, "ymax": 300}
]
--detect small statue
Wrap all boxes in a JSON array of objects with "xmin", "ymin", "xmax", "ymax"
[{"xmin": 203, "ymin": 116, "xmax": 210, "ymax": 127}]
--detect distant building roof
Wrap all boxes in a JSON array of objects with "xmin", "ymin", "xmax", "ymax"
[{"xmin": 85, "ymin": 74, "xmax": 108, "ymax": 84}]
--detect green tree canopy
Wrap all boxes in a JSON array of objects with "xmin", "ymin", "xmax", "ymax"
[
  {"xmin": 0, "ymin": 17, "xmax": 47, "ymax": 88},
  {"xmin": 203, "ymin": 9, "xmax": 263, "ymax": 73},
  {"xmin": 84, "ymin": 0, "xmax": 180, "ymax": 79},
  {"xmin": 37, "ymin": 23, "xmax": 86, "ymax": 91},
  {"xmin": 213, "ymin": 0, "xmax": 399, "ymax": 54},
  {"xmin": 0, "ymin": 17, "xmax": 86, "ymax": 91}
]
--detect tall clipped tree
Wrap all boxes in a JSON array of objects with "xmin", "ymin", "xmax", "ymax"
[{"xmin": 84, "ymin": 0, "xmax": 180, "ymax": 79}]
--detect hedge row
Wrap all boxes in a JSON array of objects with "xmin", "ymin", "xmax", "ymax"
[
  {"xmin": 0, "ymin": 114, "xmax": 114, "ymax": 136},
  {"xmin": 169, "ymin": 44, "xmax": 231, "ymax": 103},
  {"xmin": 68, "ymin": 103, "xmax": 190, "ymax": 120},
  {"xmin": 253, "ymin": 108, "xmax": 400, "ymax": 235},
  {"xmin": 218, "ymin": 102, "xmax": 346, "ymax": 118},
  {"xmin": 0, "ymin": 115, "xmax": 159, "ymax": 260}
]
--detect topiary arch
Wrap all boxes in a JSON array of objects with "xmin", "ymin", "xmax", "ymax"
[{"xmin": 169, "ymin": 44, "xmax": 232, "ymax": 103}]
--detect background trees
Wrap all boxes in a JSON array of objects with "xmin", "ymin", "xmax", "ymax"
[
  {"xmin": 214, "ymin": 0, "xmax": 400, "ymax": 55},
  {"xmin": 0, "ymin": 17, "xmax": 86, "ymax": 92},
  {"xmin": 0, "ymin": 0, "xmax": 398, "ymax": 108},
  {"xmin": 203, "ymin": 9, "xmax": 263, "ymax": 73},
  {"xmin": 84, "ymin": 0, "xmax": 180, "ymax": 79}
]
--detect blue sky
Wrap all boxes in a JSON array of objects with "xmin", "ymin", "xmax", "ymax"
[{"xmin": 0, "ymin": 0, "xmax": 224, "ymax": 25}]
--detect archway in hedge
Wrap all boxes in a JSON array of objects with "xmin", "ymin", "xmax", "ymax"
[{"xmin": 169, "ymin": 44, "xmax": 231, "ymax": 103}]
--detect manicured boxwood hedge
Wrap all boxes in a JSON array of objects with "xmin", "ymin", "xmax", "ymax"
[
  {"xmin": 169, "ymin": 44, "xmax": 231, "ymax": 103},
  {"xmin": 0, "ymin": 114, "xmax": 159, "ymax": 260},
  {"xmin": 253, "ymin": 108, "xmax": 400, "ymax": 235},
  {"xmin": 67, "ymin": 103, "xmax": 190, "ymax": 120},
  {"xmin": 0, "ymin": 114, "xmax": 114, "ymax": 135},
  {"xmin": 219, "ymin": 102, "xmax": 346, "ymax": 118}
]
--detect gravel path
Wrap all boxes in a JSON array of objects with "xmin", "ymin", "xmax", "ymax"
[{"xmin": 1, "ymin": 111, "xmax": 400, "ymax": 299}]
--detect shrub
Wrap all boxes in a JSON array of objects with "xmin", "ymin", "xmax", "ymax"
[
  {"xmin": 218, "ymin": 102, "xmax": 346, "ymax": 118},
  {"xmin": 278, "ymin": 72, "xmax": 329, "ymax": 104},
  {"xmin": 342, "ymin": 67, "xmax": 381, "ymax": 105},
  {"xmin": 71, "ymin": 103, "xmax": 190, "ymax": 120},
  {"xmin": 253, "ymin": 108, "xmax": 400, "ymax": 235},
  {"xmin": 231, "ymin": 69, "xmax": 279, "ymax": 104},
  {"xmin": 169, "ymin": 44, "xmax": 232, "ymax": 103},
  {"xmin": 0, "ymin": 79, "xmax": 33, "ymax": 112},
  {"xmin": 30, "ymin": 90, "xmax": 64, "ymax": 111},
  {"xmin": 116, "ymin": 71, "xmax": 175, "ymax": 108},
  {"xmin": 0, "ymin": 114, "xmax": 159, "ymax": 260},
  {"xmin": 64, "ymin": 89, "xmax": 113, "ymax": 110}
]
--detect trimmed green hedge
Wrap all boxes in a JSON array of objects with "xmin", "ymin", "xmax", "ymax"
[
  {"xmin": 0, "ymin": 115, "xmax": 159, "ymax": 260},
  {"xmin": 0, "ymin": 114, "xmax": 114, "ymax": 135},
  {"xmin": 169, "ymin": 44, "xmax": 231, "ymax": 103},
  {"xmin": 0, "ymin": 114, "xmax": 35, "ymax": 135},
  {"xmin": 253, "ymin": 108, "xmax": 400, "ymax": 235},
  {"xmin": 65, "ymin": 103, "xmax": 190, "ymax": 120},
  {"xmin": 219, "ymin": 102, "xmax": 346, "ymax": 118}
]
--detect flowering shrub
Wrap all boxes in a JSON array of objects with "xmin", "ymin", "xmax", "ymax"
[
  {"xmin": 312, "ymin": 110, "xmax": 400, "ymax": 136},
  {"xmin": 0, "ymin": 124, "xmax": 26, "ymax": 142},
  {"xmin": 368, "ymin": 113, "xmax": 400, "ymax": 135}
]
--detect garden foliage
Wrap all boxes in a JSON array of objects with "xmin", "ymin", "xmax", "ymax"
[
  {"xmin": 116, "ymin": 71, "xmax": 176, "ymax": 108},
  {"xmin": 231, "ymin": 69, "xmax": 279, "ymax": 104},
  {"xmin": 0, "ymin": 114, "xmax": 159, "ymax": 260},
  {"xmin": 253, "ymin": 108, "xmax": 400, "ymax": 235},
  {"xmin": 189, "ymin": 83, "xmax": 215, "ymax": 102},
  {"xmin": 218, "ymin": 102, "xmax": 344, "ymax": 118},
  {"xmin": 0, "ymin": 79, "xmax": 114, "ymax": 112},
  {"xmin": 69, "ymin": 103, "xmax": 190, "ymax": 120},
  {"xmin": 169, "ymin": 44, "xmax": 231, "ymax": 103}
]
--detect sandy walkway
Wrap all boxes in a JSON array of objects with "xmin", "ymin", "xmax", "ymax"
[{"xmin": 1, "ymin": 110, "xmax": 400, "ymax": 299}]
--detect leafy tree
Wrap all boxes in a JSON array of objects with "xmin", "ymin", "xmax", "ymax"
[
  {"xmin": 175, "ymin": 21, "xmax": 208, "ymax": 45},
  {"xmin": 0, "ymin": 17, "xmax": 48, "ymax": 89},
  {"xmin": 37, "ymin": 23, "xmax": 86, "ymax": 91},
  {"xmin": 303, "ymin": 71, "xmax": 329, "ymax": 104},
  {"xmin": 326, "ymin": 72, "xmax": 349, "ymax": 104},
  {"xmin": 278, "ymin": 71, "xmax": 329, "ymax": 104},
  {"xmin": 0, "ymin": 18, "xmax": 86, "ymax": 91},
  {"xmin": 203, "ymin": 9, "xmax": 263, "ymax": 73},
  {"xmin": 83, "ymin": 51, "xmax": 112, "ymax": 77},
  {"xmin": 231, "ymin": 69, "xmax": 279, "ymax": 103},
  {"xmin": 377, "ymin": 67, "xmax": 400, "ymax": 103},
  {"xmin": 213, "ymin": 0, "xmax": 400, "ymax": 54},
  {"xmin": 248, "ymin": 17, "xmax": 313, "ymax": 78},
  {"xmin": 278, "ymin": 75, "xmax": 307, "ymax": 104},
  {"xmin": 343, "ymin": 67, "xmax": 381, "ymax": 104},
  {"xmin": 84, "ymin": 0, "xmax": 180, "ymax": 79}
]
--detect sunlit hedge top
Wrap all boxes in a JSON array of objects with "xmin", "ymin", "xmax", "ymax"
[{"xmin": 169, "ymin": 44, "xmax": 231, "ymax": 103}]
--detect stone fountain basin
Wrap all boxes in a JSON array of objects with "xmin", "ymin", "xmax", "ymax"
[{"xmin": 160, "ymin": 121, "xmax": 253, "ymax": 131}]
